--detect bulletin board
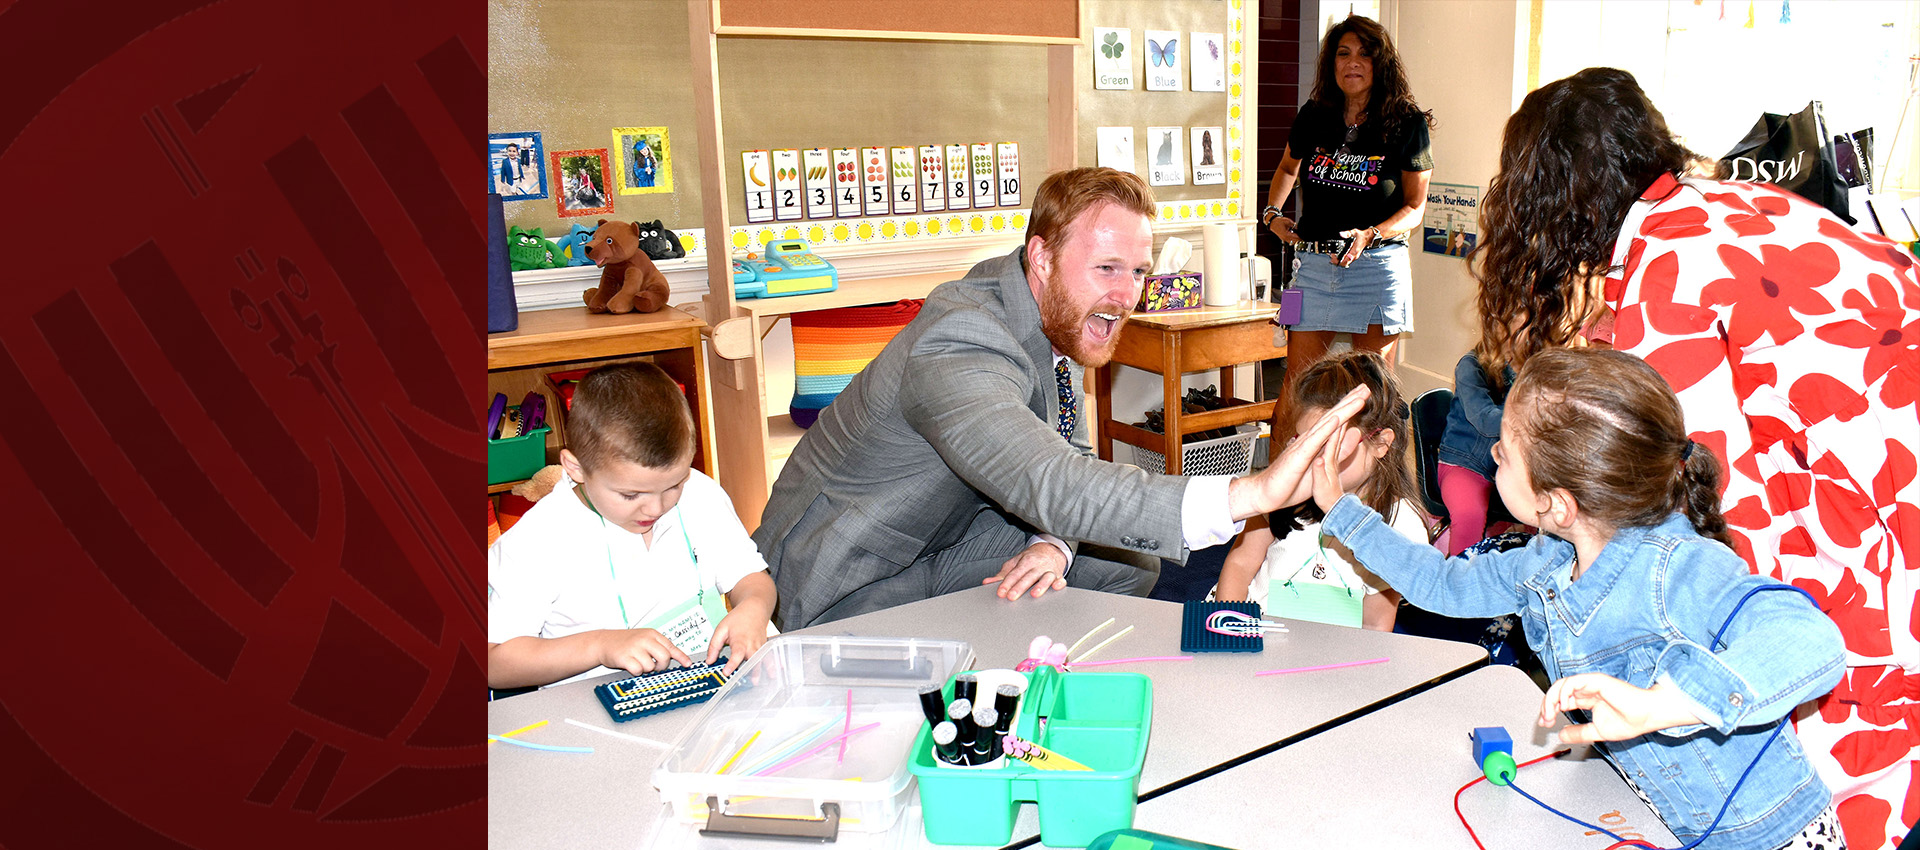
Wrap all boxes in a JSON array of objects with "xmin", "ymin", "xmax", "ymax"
[
  {"xmin": 714, "ymin": 37, "xmax": 1052, "ymax": 250},
  {"xmin": 487, "ymin": 0, "xmax": 708, "ymax": 247},
  {"xmin": 1075, "ymin": 0, "xmax": 1251, "ymax": 226}
]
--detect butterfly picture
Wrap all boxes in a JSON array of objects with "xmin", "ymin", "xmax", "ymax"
[{"xmin": 1148, "ymin": 37, "xmax": 1178, "ymax": 68}]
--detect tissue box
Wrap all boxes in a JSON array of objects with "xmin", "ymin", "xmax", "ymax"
[{"xmin": 1136, "ymin": 272, "xmax": 1202, "ymax": 313}]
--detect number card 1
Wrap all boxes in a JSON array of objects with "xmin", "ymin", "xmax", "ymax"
[
  {"xmin": 803, "ymin": 148, "xmax": 833, "ymax": 219},
  {"xmin": 996, "ymin": 142, "xmax": 1021, "ymax": 207},
  {"xmin": 833, "ymin": 148, "xmax": 860, "ymax": 218},
  {"xmin": 862, "ymin": 146, "xmax": 889, "ymax": 217},
  {"xmin": 919, "ymin": 145, "xmax": 946, "ymax": 213},
  {"xmin": 945, "ymin": 144, "xmax": 970, "ymax": 211},
  {"xmin": 890, "ymin": 146, "xmax": 917, "ymax": 215},
  {"xmin": 742, "ymin": 150, "xmax": 773, "ymax": 223},
  {"xmin": 771, "ymin": 149, "xmax": 803, "ymax": 221},
  {"xmin": 970, "ymin": 143, "xmax": 994, "ymax": 208}
]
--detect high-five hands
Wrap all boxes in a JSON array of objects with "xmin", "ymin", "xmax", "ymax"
[{"xmin": 1227, "ymin": 385, "xmax": 1371, "ymax": 521}]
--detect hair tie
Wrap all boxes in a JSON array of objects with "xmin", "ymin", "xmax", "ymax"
[{"xmin": 1680, "ymin": 440, "xmax": 1695, "ymax": 461}]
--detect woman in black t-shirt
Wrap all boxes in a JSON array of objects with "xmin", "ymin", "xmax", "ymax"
[{"xmin": 1261, "ymin": 15, "xmax": 1433, "ymax": 422}]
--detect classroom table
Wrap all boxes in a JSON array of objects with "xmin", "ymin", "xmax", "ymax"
[
  {"xmin": 1125, "ymin": 664, "xmax": 1681, "ymax": 849},
  {"xmin": 490, "ymin": 585, "xmax": 1491, "ymax": 849}
]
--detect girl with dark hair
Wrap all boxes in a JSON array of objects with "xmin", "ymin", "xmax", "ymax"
[
  {"xmin": 1260, "ymin": 14, "xmax": 1434, "ymax": 416},
  {"xmin": 1476, "ymin": 68, "xmax": 1920, "ymax": 846},
  {"xmin": 1314, "ymin": 347, "xmax": 1847, "ymax": 850},
  {"xmin": 1211, "ymin": 350, "xmax": 1424, "ymax": 631}
]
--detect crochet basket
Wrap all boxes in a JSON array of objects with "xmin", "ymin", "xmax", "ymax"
[{"xmin": 790, "ymin": 299, "xmax": 923, "ymax": 428}]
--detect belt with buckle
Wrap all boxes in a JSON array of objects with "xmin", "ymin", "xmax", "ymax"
[{"xmin": 1286, "ymin": 237, "xmax": 1406, "ymax": 255}]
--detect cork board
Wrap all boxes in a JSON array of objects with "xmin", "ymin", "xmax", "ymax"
[{"xmin": 713, "ymin": 0, "xmax": 1080, "ymax": 42}]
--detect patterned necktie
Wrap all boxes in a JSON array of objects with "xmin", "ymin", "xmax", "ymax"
[{"xmin": 1055, "ymin": 359, "xmax": 1077, "ymax": 440}]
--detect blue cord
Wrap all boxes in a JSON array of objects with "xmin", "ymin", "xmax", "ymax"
[{"xmin": 1509, "ymin": 583, "xmax": 1819, "ymax": 849}]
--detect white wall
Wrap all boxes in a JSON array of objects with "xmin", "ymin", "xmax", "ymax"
[{"xmin": 1388, "ymin": 0, "xmax": 1524, "ymax": 395}]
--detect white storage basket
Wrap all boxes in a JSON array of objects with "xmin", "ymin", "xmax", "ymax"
[{"xmin": 1127, "ymin": 423, "xmax": 1259, "ymax": 476}]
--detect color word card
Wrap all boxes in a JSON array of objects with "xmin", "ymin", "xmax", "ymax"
[
  {"xmin": 742, "ymin": 150, "xmax": 773, "ymax": 223},
  {"xmin": 1145, "ymin": 31, "xmax": 1182, "ymax": 92},
  {"xmin": 1192, "ymin": 126, "xmax": 1225, "ymax": 185},
  {"xmin": 1093, "ymin": 27, "xmax": 1133, "ymax": 90},
  {"xmin": 1147, "ymin": 128, "xmax": 1185, "ymax": 186}
]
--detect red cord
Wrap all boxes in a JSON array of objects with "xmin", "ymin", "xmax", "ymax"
[
  {"xmin": 1453, "ymin": 749, "xmax": 1571, "ymax": 850},
  {"xmin": 1600, "ymin": 842, "xmax": 1660, "ymax": 850}
]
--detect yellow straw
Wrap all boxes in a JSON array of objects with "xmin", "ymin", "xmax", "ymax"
[
  {"xmin": 1065, "ymin": 617, "xmax": 1116, "ymax": 662},
  {"xmin": 716, "ymin": 730, "xmax": 761, "ymax": 774},
  {"xmin": 489, "ymin": 719, "xmax": 549, "ymax": 744},
  {"xmin": 1073, "ymin": 625, "xmax": 1135, "ymax": 665}
]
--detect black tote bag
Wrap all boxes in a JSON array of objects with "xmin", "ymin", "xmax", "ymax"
[{"xmin": 1719, "ymin": 100, "xmax": 1855, "ymax": 224}]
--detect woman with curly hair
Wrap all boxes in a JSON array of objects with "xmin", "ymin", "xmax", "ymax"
[
  {"xmin": 1260, "ymin": 15, "xmax": 1433, "ymax": 418},
  {"xmin": 1477, "ymin": 66, "xmax": 1920, "ymax": 848}
]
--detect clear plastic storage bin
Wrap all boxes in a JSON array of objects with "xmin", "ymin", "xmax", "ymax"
[{"xmin": 652, "ymin": 635, "xmax": 973, "ymax": 841}]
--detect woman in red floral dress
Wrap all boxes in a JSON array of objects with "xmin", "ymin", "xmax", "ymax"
[{"xmin": 1475, "ymin": 67, "xmax": 1920, "ymax": 849}]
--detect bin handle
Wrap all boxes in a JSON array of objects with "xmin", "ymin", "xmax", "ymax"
[{"xmin": 699, "ymin": 796, "xmax": 840, "ymax": 843}]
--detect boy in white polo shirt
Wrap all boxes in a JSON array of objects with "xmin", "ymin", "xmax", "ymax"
[{"xmin": 488, "ymin": 362, "xmax": 776, "ymax": 689}]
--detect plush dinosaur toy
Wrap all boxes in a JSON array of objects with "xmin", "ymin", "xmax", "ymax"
[
  {"xmin": 582, "ymin": 219, "xmax": 671, "ymax": 314},
  {"xmin": 508, "ymin": 226, "xmax": 562, "ymax": 271}
]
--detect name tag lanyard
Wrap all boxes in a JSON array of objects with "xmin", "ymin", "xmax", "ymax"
[{"xmin": 581, "ymin": 492, "xmax": 701, "ymax": 629}]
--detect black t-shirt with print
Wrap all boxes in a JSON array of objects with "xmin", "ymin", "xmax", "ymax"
[{"xmin": 1284, "ymin": 100, "xmax": 1434, "ymax": 241}]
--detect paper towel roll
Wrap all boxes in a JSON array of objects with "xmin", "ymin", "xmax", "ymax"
[{"xmin": 1202, "ymin": 222, "xmax": 1242, "ymax": 306}]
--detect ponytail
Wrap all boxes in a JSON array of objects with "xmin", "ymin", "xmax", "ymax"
[{"xmin": 1676, "ymin": 440, "xmax": 1733, "ymax": 549}]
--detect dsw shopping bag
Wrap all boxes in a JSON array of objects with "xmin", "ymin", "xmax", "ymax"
[{"xmin": 1719, "ymin": 101, "xmax": 1854, "ymax": 224}]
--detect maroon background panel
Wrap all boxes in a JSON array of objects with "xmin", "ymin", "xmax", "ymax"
[{"xmin": 0, "ymin": 0, "xmax": 485, "ymax": 845}]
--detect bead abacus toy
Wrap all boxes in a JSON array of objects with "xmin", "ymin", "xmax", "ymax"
[{"xmin": 594, "ymin": 659, "xmax": 731, "ymax": 723}]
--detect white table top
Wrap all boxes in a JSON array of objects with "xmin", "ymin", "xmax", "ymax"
[
  {"xmin": 1126, "ymin": 665, "xmax": 1680, "ymax": 849},
  {"xmin": 489, "ymin": 586, "xmax": 1492, "ymax": 850}
]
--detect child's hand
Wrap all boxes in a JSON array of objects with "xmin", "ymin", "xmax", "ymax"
[
  {"xmin": 709, "ymin": 604, "xmax": 771, "ymax": 674},
  {"xmin": 1540, "ymin": 673, "xmax": 1703, "ymax": 743},
  {"xmin": 597, "ymin": 628, "xmax": 691, "ymax": 676},
  {"xmin": 1310, "ymin": 423, "xmax": 1365, "ymax": 513}
]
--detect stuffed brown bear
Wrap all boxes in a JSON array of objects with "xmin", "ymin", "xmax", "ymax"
[{"xmin": 582, "ymin": 219, "xmax": 671, "ymax": 314}]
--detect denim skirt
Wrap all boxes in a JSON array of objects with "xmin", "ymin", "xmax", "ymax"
[{"xmin": 1287, "ymin": 241, "xmax": 1413, "ymax": 334}]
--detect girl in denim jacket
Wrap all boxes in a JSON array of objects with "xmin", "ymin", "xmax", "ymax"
[{"xmin": 1311, "ymin": 348, "xmax": 1847, "ymax": 850}]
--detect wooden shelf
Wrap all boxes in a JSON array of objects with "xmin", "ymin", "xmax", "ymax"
[{"xmin": 735, "ymin": 271, "xmax": 957, "ymax": 319}]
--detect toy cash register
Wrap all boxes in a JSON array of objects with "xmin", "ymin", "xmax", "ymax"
[{"xmin": 735, "ymin": 240, "xmax": 838, "ymax": 299}]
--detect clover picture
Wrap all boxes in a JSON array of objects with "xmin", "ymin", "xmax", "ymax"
[{"xmin": 1101, "ymin": 31, "xmax": 1124, "ymax": 59}]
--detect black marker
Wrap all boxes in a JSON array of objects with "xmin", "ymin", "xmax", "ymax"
[
  {"xmin": 992, "ymin": 684, "xmax": 1021, "ymax": 739},
  {"xmin": 932, "ymin": 720, "xmax": 962, "ymax": 764},
  {"xmin": 953, "ymin": 672, "xmax": 978, "ymax": 707},
  {"xmin": 917, "ymin": 684, "xmax": 948, "ymax": 729},
  {"xmin": 947, "ymin": 698, "xmax": 975, "ymax": 763},
  {"xmin": 971, "ymin": 704, "xmax": 999, "ymax": 761}
]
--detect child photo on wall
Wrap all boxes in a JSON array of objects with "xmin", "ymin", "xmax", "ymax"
[
  {"xmin": 551, "ymin": 148, "xmax": 613, "ymax": 217},
  {"xmin": 489, "ymin": 131, "xmax": 546, "ymax": 200},
  {"xmin": 614, "ymin": 127, "xmax": 672, "ymax": 195}
]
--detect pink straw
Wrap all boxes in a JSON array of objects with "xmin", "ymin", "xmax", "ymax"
[
  {"xmin": 838, "ymin": 689, "xmax": 852, "ymax": 763},
  {"xmin": 1254, "ymin": 658, "xmax": 1389, "ymax": 677},
  {"xmin": 755, "ymin": 721, "xmax": 881, "ymax": 776},
  {"xmin": 1068, "ymin": 656, "xmax": 1193, "ymax": 667}
]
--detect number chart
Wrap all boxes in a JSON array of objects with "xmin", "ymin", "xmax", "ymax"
[{"xmin": 739, "ymin": 140, "xmax": 1028, "ymax": 226}]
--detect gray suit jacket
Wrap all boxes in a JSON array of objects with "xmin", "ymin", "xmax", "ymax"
[{"xmin": 754, "ymin": 248, "xmax": 1191, "ymax": 629}]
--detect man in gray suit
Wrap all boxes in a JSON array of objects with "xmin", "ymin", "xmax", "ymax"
[{"xmin": 755, "ymin": 167, "xmax": 1366, "ymax": 629}]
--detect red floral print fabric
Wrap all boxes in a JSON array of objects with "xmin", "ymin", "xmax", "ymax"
[{"xmin": 1605, "ymin": 174, "xmax": 1920, "ymax": 849}]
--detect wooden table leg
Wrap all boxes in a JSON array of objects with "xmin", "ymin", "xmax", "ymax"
[
  {"xmin": 1220, "ymin": 365, "xmax": 1235, "ymax": 403},
  {"xmin": 1162, "ymin": 332, "xmax": 1183, "ymax": 474},
  {"xmin": 1094, "ymin": 362, "xmax": 1115, "ymax": 461}
]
